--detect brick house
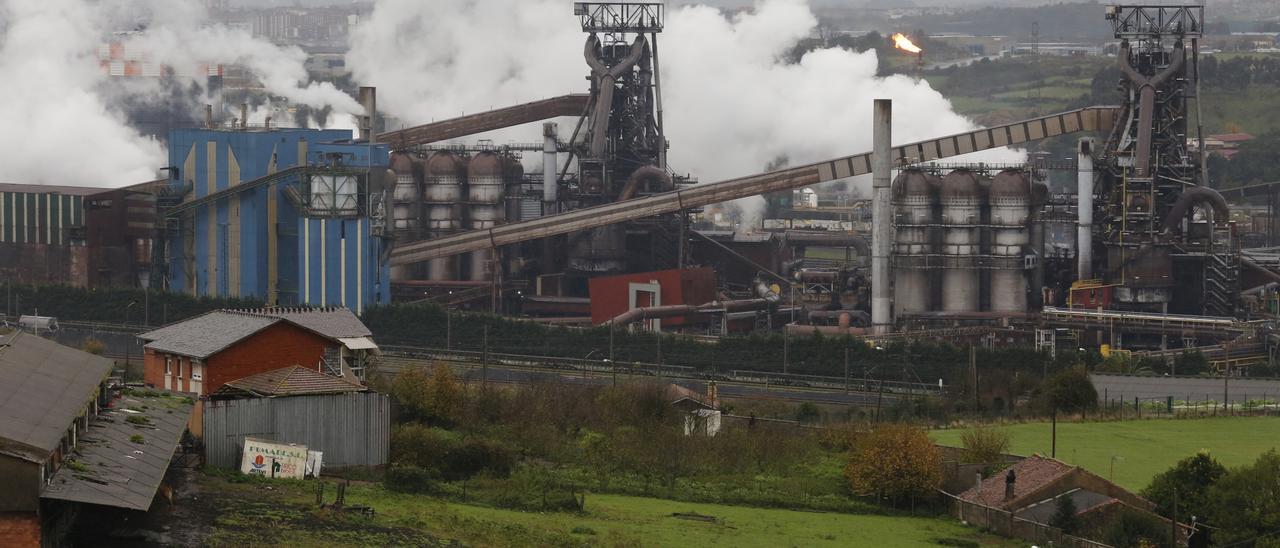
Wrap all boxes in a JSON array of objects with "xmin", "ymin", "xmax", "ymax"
[{"xmin": 137, "ymin": 307, "xmax": 378, "ymax": 397}]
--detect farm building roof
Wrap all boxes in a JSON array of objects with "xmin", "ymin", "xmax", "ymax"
[
  {"xmin": 0, "ymin": 332, "xmax": 115, "ymax": 462},
  {"xmin": 41, "ymin": 389, "xmax": 194, "ymax": 511},
  {"xmin": 213, "ymin": 365, "xmax": 365, "ymax": 398},
  {"xmin": 138, "ymin": 307, "xmax": 375, "ymax": 360}
]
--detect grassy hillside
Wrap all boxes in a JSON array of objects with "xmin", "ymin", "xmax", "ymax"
[{"xmin": 932, "ymin": 416, "xmax": 1280, "ymax": 490}]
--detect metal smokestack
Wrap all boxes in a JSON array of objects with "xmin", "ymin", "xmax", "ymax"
[
  {"xmin": 872, "ymin": 99, "xmax": 893, "ymax": 333},
  {"xmin": 358, "ymin": 86, "xmax": 377, "ymax": 143},
  {"xmin": 543, "ymin": 122, "xmax": 558, "ymax": 209},
  {"xmin": 1077, "ymin": 139, "xmax": 1093, "ymax": 280},
  {"xmin": 205, "ymin": 105, "xmax": 213, "ymax": 129},
  {"xmin": 240, "ymin": 103, "xmax": 248, "ymax": 130}
]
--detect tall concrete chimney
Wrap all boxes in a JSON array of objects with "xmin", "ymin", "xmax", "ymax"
[
  {"xmin": 543, "ymin": 122, "xmax": 559, "ymax": 210},
  {"xmin": 358, "ymin": 86, "xmax": 377, "ymax": 143},
  {"xmin": 1077, "ymin": 139, "xmax": 1093, "ymax": 281},
  {"xmin": 871, "ymin": 99, "xmax": 893, "ymax": 334}
]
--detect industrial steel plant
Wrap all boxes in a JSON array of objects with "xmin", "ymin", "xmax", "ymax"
[{"xmin": 1, "ymin": 3, "xmax": 1273, "ymax": 368}]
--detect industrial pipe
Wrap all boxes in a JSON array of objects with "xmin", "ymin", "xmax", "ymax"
[
  {"xmin": 1118, "ymin": 40, "xmax": 1185, "ymax": 178},
  {"xmin": 605, "ymin": 298, "xmax": 772, "ymax": 327},
  {"xmin": 754, "ymin": 279, "xmax": 781, "ymax": 303},
  {"xmin": 1163, "ymin": 186, "xmax": 1229, "ymax": 235},
  {"xmin": 543, "ymin": 122, "xmax": 558, "ymax": 208},
  {"xmin": 785, "ymin": 324, "xmax": 868, "ymax": 337},
  {"xmin": 871, "ymin": 99, "xmax": 893, "ymax": 333},
  {"xmin": 617, "ymin": 165, "xmax": 673, "ymax": 201},
  {"xmin": 358, "ymin": 86, "xmax": 377, "ymax": 143},
  {"xmin": 584, "ymin": 34, "xmax": 648, "ymax": 158},
  {"xmin": 1077, "ymin": 139, "xmax": 1094, "ymax": 280}
]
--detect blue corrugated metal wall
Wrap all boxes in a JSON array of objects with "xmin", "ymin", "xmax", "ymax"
[{"xmin": 166, "ymin": 128, "xmax": 390, "ymax": 312}]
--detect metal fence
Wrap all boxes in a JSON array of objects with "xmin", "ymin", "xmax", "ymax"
[
  {"xmin": 1092, "ymin": 373, "xmax": 1280, "ymax": 419},
  {"xmin": 943, "ymin": 491, "xmax": 1111, "ymax": 548},
  {"xmin": 203, "ymin": 392, "xmax": 391, "ymax": 469}
]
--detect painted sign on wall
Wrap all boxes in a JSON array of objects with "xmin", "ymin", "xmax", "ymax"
[{"xmin": 240, "ymin": 437, "xmax": 308, "ymax": 479}]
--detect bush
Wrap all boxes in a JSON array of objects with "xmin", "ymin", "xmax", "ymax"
[
  {"xmin": 958, "ymin": 427, "xmax": 1010, "ymax": 464},
  {"xmin": 81, "ymin": 338, "xmax": 106, "ymax": 355},
  {"xmin": 390, "ymin": 424, "xmax": 458, "ymax": 468},
  {"xmin": 441, "ymin": 438, "xmax": 514, "ymax": 481},
  {"xmin": 1206, "ymin": 450, "xmax": 1280, "ymax": 545},
  {"xmin": 385, "ymin": 466, "xmax": 442, "ymax": 494},
  {"xmin": 845, "ymin": 424, "xmax": 941, "ymax": 506},
  {"xmin": 388, "ymin": 364, "xmax": 463, "ymax": 426}
]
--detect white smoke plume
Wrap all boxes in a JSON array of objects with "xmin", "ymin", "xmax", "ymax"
[
  {"xmin": 348, "ymin": 0, "xmax": 1022, "ymax": 204},
  {"xmin": 0, "ymin": 0, "xmax": 363, "ymax": 187}
]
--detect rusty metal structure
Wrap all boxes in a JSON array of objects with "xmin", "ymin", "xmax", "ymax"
[{"xmin": 1092, "ymin": 5, "xmax": 1236, "ymax": 316}]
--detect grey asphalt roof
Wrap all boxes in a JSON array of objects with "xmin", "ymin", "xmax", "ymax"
[
  {"xmin": 138, "ymin": 308, "xmax": 372, "ymax": 359},
  {"xmin": 0, "ymin": 332, "xmax": 115, "ymax": 462},
  {"xmin": 246, "ymin": 307, "xmax": 372, "ymax": 338},
  {"xmin": 42, "ymin": 389, "xmax": 194, "ymax": 511},
  {"xmin": 137, "ymin": 311, "xmax": 278, "ymax": 359}
]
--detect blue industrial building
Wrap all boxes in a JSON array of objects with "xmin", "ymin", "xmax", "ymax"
[{"xmin": 163, "ymin": 127, "xmax": 391, "ymax": 313}]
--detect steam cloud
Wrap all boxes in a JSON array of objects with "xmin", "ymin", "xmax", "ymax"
[
  {"xmin": 349, "ymin": 0, "xmax": 1023, "ymax": 222},
  {"xmin": 0, "ymin": 0, "xmax": 363, "ymax": 187}
]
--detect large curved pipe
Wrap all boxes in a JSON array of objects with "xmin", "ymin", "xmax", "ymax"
[
  {"xmin": 585, "ymin": 34, "xmax": 648, "ymax": 159},
  {"xmin": 1119, "ymin": 40, "xmax": 1185, "ymax": 177},
  {"xmin": 785, "ymin": 232, "xmax": 871, "ymax": 257},
  {"xmin": 618, "ymin": 165, "xmax": 673, "ymax": 201},
  {"xmin": 1163, "ymin": 186, "xmax": 1229, "ymax": 234}
]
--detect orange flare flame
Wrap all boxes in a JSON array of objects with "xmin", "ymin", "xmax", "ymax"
[{"xmin": 892, "ymin": 32, "xmax": 922, "ymax": 54}]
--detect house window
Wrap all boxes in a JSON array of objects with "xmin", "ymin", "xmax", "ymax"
[
  {"xmin": 191, "ymin": 362, "xmax": 203, "ymax": 381},
  {"xmin": 165, "ymin": 356, "xmax": 173, "ymax": 375},
  {"xmin": 177, "ymin": 361, "xmax": 183, "ymax": 379}
]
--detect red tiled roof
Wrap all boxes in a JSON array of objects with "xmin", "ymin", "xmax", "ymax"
[
  {"xmin": 957, "ymin": 455, "xmax": 1075, "ymax": 509},
  {"xmin": 216, "ymin": 365, "xmax": 365, "ymax": 397},
  {"xmin": 1210, "ymin": 132, "xmax": 1255, "ymax": 143}
]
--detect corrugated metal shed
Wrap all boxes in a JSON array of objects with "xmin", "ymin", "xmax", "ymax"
[{"xmin": 203, "ymin": 391, "xmax": 389, "ymax": 469}]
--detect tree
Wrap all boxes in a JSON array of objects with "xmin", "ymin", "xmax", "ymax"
[
  {"xmin": 845, "ymin": 424, "xmax": 942, "ymax": 506},
  {"xmin": 1050, "ymin": 494, "xmax": 1081, "ymax": 534},
  {"xmin": 1206, "ymin": 450, "xmax": 1280, "ymax": 546},
  {"xmin": 1037, "ymin": 366, "xmax": 1098, "ymax": 414},
  {"xmin": 959, "ymin": 426, "xmax": 1011, "ymax": 464},
  {"xmin": 795, "ymin": 402, "xmax": 821, "ymax": 425},
  {"xmin": 1141, "ymin": 451, "xmax": 1227, "ymax": 521},
  {"xmin": 1171, "ymin": 351, "xmax": 1209, "ymax": 377}
]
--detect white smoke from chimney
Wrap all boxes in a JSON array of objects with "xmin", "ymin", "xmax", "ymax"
[
  {"xmin": 0, "ymin": 0, "xmax": 163, "ymax": 187},
  {"xmin": 348, "ymin": 0, "xmax": 1021, "ymax": 227},
  {"xmin": 0, "ymin": 0, "xmax": 364, "ymax": 187}
]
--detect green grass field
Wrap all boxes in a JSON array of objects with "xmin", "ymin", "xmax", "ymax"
[
  {"xmin": 200, "ymin": 474, "xmax": 1019, "ymax": 547},
  {"xmin": 931, "ymin": 416, "xmax": 1280, "ymax": 491}
]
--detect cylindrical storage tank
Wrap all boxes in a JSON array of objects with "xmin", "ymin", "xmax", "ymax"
[
  {"xmin": 389, "ymin": 152, "xmax": 421, "ymax": 281},
  {"xmin": 425, "ymin": 151, "xmax": 465, "ymax": 280},
  {"xmin": 989, "ymin": 170, "xmax": 1031, "ymax": 312},
  {"xmin": 891, "ymin": 169, "xmax": 938, "ymax": 317},
  {"xmin": 467, "ymin": 151, "xmax": 506, "ymax": 281},
  {"xmin": 940, "ymin": 170, "xmax": 983, "ymax": 313}
]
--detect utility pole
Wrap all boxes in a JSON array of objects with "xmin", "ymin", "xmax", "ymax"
[
  {"xmin": 783, "ymin": 328, "xmax": 790, "ymax": 375},
  {"xmin": 482, "ymin": 324, "xmax": 489, "ymax": 386},
  {"xmin": 1051, "ymin": 407, "xmax": 1058, "ymax": 458},
  {"xmin": 844, "ymin": 347, "xmax": 850, "ymax": 395},
  {"xmin": 609, "ymin": 322, "xmax": 616, "ymax": 387},
  {"xmin": 1171, "ymin": 488, "xmax": 1179, "ymax": 547}
]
